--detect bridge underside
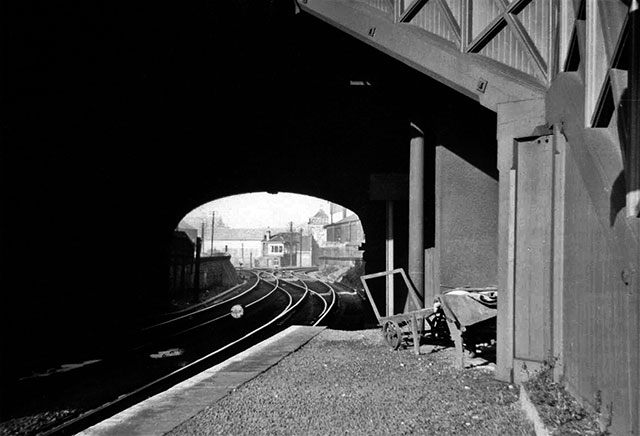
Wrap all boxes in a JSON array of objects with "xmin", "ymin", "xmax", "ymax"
[
  {"xmin": 297, "ymin": 1, "xmax": 639, "ymax": 434},
  {"xmin": 2, "ymin": 0, "xmax": 638, "ymax": 434},
  {"xmin": 299, "ymin": 0, "xmax": 548, "ymax": 111}
]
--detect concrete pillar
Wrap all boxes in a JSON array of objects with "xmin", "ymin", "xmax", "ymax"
[
  {"xmin": 386, "ymin": 200, "xmax": 394, "ymax": 316},
  {"xmin": 409, "ymin": 122, "xmax": 425, "ymax": 307}
]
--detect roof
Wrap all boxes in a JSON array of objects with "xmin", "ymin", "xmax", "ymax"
[
  {"xmin": 177, "ymin": 220, "xmax": 197, "ymax": 231},
  {"xmin": 213, "ymin": 228, "xmax": 266, "ymax": 241},
  {"xmin": 176, "ymin": 221, "xmax": 198, "ymax": 243},
  {"xmin": 313, "ymin": 209, "xmax": 329, "ymax": 219},
  {"xmin": 265, "ymin": 234, "xmax": 284, "ymax": 242},
  {"xmin": 325, "ymin": 214, "xmax": 360, "ymax": 227},
  {"xmin": 269, "ymin": 232, "xmax": 313, "ymax": 251}
]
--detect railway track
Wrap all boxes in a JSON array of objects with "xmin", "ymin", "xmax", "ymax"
[
  {"xmin": 280, "ymin": 274, "xmax": 337, "ymax": 326},
  {"xmin": 1, "ymin": 269, "xmax": 337, "ymax": 436}
]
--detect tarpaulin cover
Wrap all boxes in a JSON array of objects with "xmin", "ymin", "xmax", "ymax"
[{"xmin": 439, "ymin": 288, "xmax": 497, "ymax": 327}]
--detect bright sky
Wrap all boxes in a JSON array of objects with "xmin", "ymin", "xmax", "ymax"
[{"xmin": 183, "ymin": 192, "xmax": 336, "ymax": 229}]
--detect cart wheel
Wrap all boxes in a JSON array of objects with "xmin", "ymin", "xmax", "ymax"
[{"xmin": 382, "ymin": 321, "xmax": 402, "ymax": 350}]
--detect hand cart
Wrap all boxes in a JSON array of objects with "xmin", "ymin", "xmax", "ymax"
[
  {"xmin": 360, "ymin": 268, "xmax": 450, "ymax": 355},
  {"xmin": 435, "ymin": 286, "xmax": 497, "ymax": 368}
]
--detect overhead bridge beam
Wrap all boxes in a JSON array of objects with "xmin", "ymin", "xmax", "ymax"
[{"xmin": 297, "ymin": 0, "xmax": 546, "ymax": 111}]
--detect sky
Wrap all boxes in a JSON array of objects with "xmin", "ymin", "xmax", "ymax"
[{"xmin": 181, "ymin": 192, "xmax": 339, "ymax": 229}]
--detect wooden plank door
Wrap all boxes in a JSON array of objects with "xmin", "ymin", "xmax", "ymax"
[{"xmin": 513, "ymin": 135, "xmax": 554, "ymax": 374}]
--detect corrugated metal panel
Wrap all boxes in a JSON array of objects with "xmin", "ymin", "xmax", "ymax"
[
  {"xmin": 443, "ymin": 0, "xmax": 463, "ymax": 27},
  {"xmin": 585, "ymin": 0, "xmax": 609, "ymax": 125},
  {"xmin": 409, "ymin": 0, "xmax": 457, "ymax": 44},
  {"xmin": 471, "ymin": 0, "xmax": 502, "ymax": 40},
  {"xmin": 479, "ymin": 24, "xmax": 540, "ymax": 79},
  {"xmin": 517, "ymin": 0, "xmax": 550, "ymax": 67},
  {"xmin": 352, "ymin": 0, "xmax": 393, "ymax": 16}
]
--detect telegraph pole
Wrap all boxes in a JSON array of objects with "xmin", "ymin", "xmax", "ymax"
[
  {"xmin": 201, "ymin": 220, "xmax": 206, "ymax": 255},
  {"xmin": 193, "ymin": 237, "xmax": 201, "ymax": 301},
  {"xmin": 299, "ymin": 228, "xmax": 303, "ymax": 267},
  {"xmin": 210, "ymin": 211, "xmax": 215, "ymax": 256},
  {"xmin": 289, "ymin": 221, "xmax": 294, "ymax": 267}
]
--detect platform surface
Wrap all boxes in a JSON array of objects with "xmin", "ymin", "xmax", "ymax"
[{"xmin": 76, "ymin": 325, "xmax": 325, "ymax": 436}]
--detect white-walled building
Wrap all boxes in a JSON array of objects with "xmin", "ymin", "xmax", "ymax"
[{"xmin": 307, "ymin": 208, "xmax": 329, "ymax": 246}]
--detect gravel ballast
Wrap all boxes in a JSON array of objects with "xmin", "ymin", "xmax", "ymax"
[{"xmin": 167, "ymin": 329, "xmax": 535, "ymax": 435}]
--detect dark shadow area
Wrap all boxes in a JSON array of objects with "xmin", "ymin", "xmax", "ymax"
[
  {"xmin": 610, "ymin": 171, "xmax": 627, "ymax": 226},
  {"xmin": 613, "ymin": 87, "xmax": 631, "ymax": 226},
  {"xmin": 461, "ymin": 317, "xmax": 497, "ymax": 364},
  {"xmin": 2, "ymin": 0, "xmax": 498, "ymax": 378}
]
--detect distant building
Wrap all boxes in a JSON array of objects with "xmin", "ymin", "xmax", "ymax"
[
  {"xmin": 325, "ymin": 214, "xmax": 364, "ymax": 244},
  {"xmin": 203, "ymin": 228, "xmax": 265, "ymax": 267},
  {"xmin": 260, "ymin": 231, "xmax": 317, "ymax": 268},
  {"xmin": 307, "ymin": 208, "xmax": 329, "ymax": 246},
  {"xmin": 176, "ymin": 220, "xmax": 199, "ymax": 244},
  {"xmin": 309, "ymin": 209, "xmax": 329, "ymax": 225},
  {"xmin": 319, "ymin": 214, "xmax": 365, "ymax": 267},
  {"xmin": 329, "ymin": 202, "xmax": 349, "ymax": 224},
  {"xmin": 260, "ymin": 233, "xmax": 285, "ymax": 268}
]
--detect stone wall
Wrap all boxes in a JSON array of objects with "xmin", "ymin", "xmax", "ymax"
[{"xmin": 199, "ymin": 254, "xmax": 239, "ymax": 290}]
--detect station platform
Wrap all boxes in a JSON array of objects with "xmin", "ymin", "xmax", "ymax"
[{"xmin": 77, "ymin": 326, "xmax": 325, "ymax": 436}]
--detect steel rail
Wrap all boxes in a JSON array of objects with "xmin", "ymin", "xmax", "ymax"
[
  {"xmin": 136, "ymin": 271, "xmax": 303, "ymax": 353},
  {"xmin": 313, "ymin": 280, "xmax": 337, "ymax": 327},
  {"xmin": 271, "ymin": 274, "xmax": 309, "ymax": 316},
  {"xmin": 134, "ymin": 273, "xmax": 280, "ymax": 348},
  {"xmin": 282, "ymin": 275, "xmax": 336, "ymax": 326},
  {"xmin": 39, "ymin": 276, "xmax": 295, "ymax": 436},
  {"xmin": 141, "ymin": 271, "xmax": 261, "ymax": 331},
  {"xmin": 282, "ymin": 278, "xmax": 326, "ymax": 323},
  {"xmin": 295, "ymin": 272, "xmax": 339, "ymax": 326},
  {"xmin": 246, "ymin": 271, "xmax": 286, "ymax": 307},
  {"xmin": 139, "ymin": 271, "xmax": 294, "ymax": 352},
  {"xmin": 169, "ymin": 272, "xmax": 294, "ymax": 338}
]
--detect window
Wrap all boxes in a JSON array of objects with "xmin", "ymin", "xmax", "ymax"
[{"xmin": 270, "ymin": 245, "xmax": 283, "ymax": 254}]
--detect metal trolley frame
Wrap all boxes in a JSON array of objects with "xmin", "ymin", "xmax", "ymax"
[{"xmin": 360, "ymin": 268, "xmax": 449, "ymax": 355}]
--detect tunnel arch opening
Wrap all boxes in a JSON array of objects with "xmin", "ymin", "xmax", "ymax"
[{"xmin": 169, "ymin": 192, "xmax": 368, "ymax": 309}]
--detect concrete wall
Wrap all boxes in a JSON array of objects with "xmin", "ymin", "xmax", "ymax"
[
  {"xmin": 199, "ymin": 254, "xmax": 239, "ymax": 290},
  {"xmin": 435, "ymin": 146, "xmax": 499, "ymax": 289},
  {"xmin": 318, "ymin": 242, "xmax": 363, "ymax": 268},
  {"xmin": 546, "ymin": 73, "xmax": 640, "ymax": 435},
  {"xmin": 203, "ymin": 240, "xmax": 262, "ymax": 267}
]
